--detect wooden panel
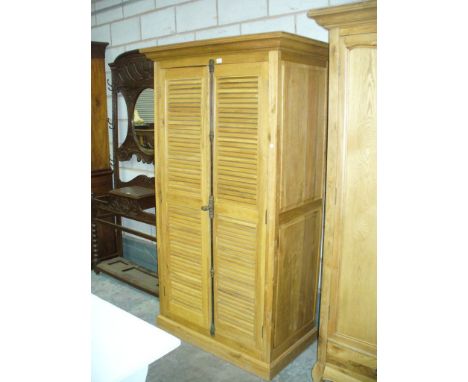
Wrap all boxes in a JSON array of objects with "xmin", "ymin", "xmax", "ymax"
[
  {"xmin": 332, "ymin": 45, "xmax": 377, "ymax": 347},
  {"xmin": 91, "ymin": 57, "xmax": 110, "ymax": 171},
  {"xmin": 216, "ymin": 73, "xmax": 259, "ymax": 206},
  {"xmin": 273, "ymin": 60, "xmax": 327, "ymax": 355},
  {"xmin": 166, "ymin": 77, "xmax": 203, "ymax": 197},
  {"xmin": 308, "ymin": 3, "xmax": 377, "ymax": 381},
  {"xmin": 273, "ymin": 210, "xmax": 321, "ymax": 348},
  {"xmin": 213, "ymin": 62, "xmax": 268, "ymax": 353},
  {"xmin": 279, "ymin": 62, "xmax": 327, "ymax": 211},
  {"xmin": 159, "ymin": 66, "xmax": 211, "ymax": 332},
  {"xmin": 215, "ymin": 215, "xmax": 257, "ymax": 348},
  {"xmin": 326, "ymin": 342, "xmax": 377, "ymax": 380}
]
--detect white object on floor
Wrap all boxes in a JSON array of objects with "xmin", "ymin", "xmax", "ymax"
[{"xmin": 91, "ymin": 294, "xmax": 180, "ymax": 382}]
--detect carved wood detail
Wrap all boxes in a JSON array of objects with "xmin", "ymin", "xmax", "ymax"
[{"xmin": 110, "ymin": 50, "xmax": 155, "ymax": 172}]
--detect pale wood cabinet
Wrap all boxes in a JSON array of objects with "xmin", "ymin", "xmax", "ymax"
[
  {"xmin": 142, "ymin": 33, "xmax": 328, "ymax": 379},
  {"xmin": 308, "ymin": 2, "xmax": 377, "ymax": 381}
]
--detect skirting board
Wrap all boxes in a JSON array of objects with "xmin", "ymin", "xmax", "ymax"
[{"xmin": 157, "ymin": 314, "xmax": 318, "ymax": 380}]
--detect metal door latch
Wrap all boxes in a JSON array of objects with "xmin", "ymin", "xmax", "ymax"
[{"xmin": 201, "ymin": 195, "xmax": 214, "ymax": 219}]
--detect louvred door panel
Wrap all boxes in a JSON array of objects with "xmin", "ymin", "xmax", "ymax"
[
  {"xmin": 159, "ymin": 66, "xmax": 210, "ymax": 331},
  {"xmin": 213, "ymin": 63, "xmax": 267, "ymax": 352}
]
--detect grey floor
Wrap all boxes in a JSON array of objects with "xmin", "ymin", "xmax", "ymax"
[{"xmin": 92, "ymin": 271, "xmax": 317, "ymax": 382}]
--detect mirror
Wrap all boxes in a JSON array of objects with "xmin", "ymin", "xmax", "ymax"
[
  {"xmin": 132, "ymin": 88, "xmax": 154, "ymax": 155},
  {"xmin": 117, "ymin": 92, "xmax": 128, "ymax": 147}
]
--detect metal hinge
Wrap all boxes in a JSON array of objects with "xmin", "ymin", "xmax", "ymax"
[
  {"xmin": 210, "ymin": 267, "xmax": 214, "ymax": 278},
  {"xmin": 201, "ymin": 195, "xmax": 214, "ymax": 219},
  {"xmin": 209, "ymin": 59, "xmax": 215, "ymax": 73},
  {"xmin": 265, "ymin": 210, "xmax": 268, "ymax": 224},
  {"xmin": 261, "ymin": 325, "xmax": 264, "ymax": 338}
]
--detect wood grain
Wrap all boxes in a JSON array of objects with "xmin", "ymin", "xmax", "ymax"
[
  {"xmin": 91, "ymin": 56, "xmax": 110, "ymax": 171},
  {"xmin": 272, "ymin": 60, "xmax": 327, "ymax": 360},
  {"xmin": 213, "ymin": 62, "xmax": 268, "ymax": 356},
  {"xmin": 308, "ymin": 2, "xmax": 377, "ymax": 381},
  {"xmin": 144, "ymin": 34, "xmax": 328, "ymax": 380},
  {"xmin": 157, "ymin": 66, "xmax": 211, "ymax": 334}
]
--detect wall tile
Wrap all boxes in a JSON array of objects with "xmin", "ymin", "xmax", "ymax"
[
  {"xmin": 121, "ymin": 217, "xmax": 153, "ymax": 235},
  {"xmin": 111, "ymin": 17, "xmax": 141, "ymax": 45},
  {"xmin": 96, "ymin": 6, "xmax": 123, "ymax": 24},
  {"xmin": 296, "ymin": 12, "xmax": 328, "ymax": 42},
  {"xmin": 176, "ymin": 0, "xmax": 217, "ymax": 33},
  {"xmin": 329, "ymin": 0, "xmax": 363, "ymax": 5},
  {"xmin": 95, "ymin": 0, "xmax": 122, "ymax": 11},
  {"xmin": 125, "ymin": 39, "xmax": 159, "ymax": 51},
  {"xmin": 218, "ymin": 0, "xmax": 267, "ymax": 25},
  {"xmin": 157, "ymin": 0, "xmax": 188, "ymax": 7},
  {"xmin": 105, "ymin": 45, "xmax": 126, "ymax": 67},
  {"xmin": 92, "ymin": 24, "xmax": 111, "ymax": 43},
  {"xmin": 158, "ymin": 32, "xmax": 195, "ymax": 46},
  {"xmin": 195, "ymin": 24, "xmax": 240, "ymax": 40},
  {"xmin": 92, "ymin": 14, "xmax": 97, "ymax": 27},
  {"xmin": 120, "ymin": 166, "xmax": 154, "ymax": 181},
  {"xmin": 141, "ymin": 7, "xmax": 176, "ymax": 39},
  {"xmin": 269, "ymin": 0, "xmax": 328, "ymax": 16},
  {"xmin": 241, "ymin": 15, "xmax": 295, "ymax": 35},
  {"xmin": 106, "ymin": 95, "xmax": 113, "ymax": 121},
  {"xmin": 123, "ymin": 0, "xmax": 155, "ymax": 17}
]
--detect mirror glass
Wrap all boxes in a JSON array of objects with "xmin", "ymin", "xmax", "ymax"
[
  {"xmin": 132, "ymin": 88, "xmax": 154, "ymax": 154},
  {"xmin": 117, "ymin": 92, "xmax": 128, "ymax": 146}
]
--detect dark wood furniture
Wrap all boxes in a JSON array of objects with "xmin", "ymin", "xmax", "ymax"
[
  {"xmin": 92, "ymin": 50, "xmax": 158, "ymax": 296},
  {"xmin": 91, "ymin": 41, "xmax": 117, "ymax": 264}
]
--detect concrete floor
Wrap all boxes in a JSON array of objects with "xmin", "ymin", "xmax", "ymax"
[{"xmin": 91, "ymin": 271, "xmax": 317, "ymax": 382}]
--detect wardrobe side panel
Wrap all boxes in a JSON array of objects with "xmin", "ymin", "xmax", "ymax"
[
  {"xmin": 323, "ymin": 32, "xmax": 377, "ymax": 370},
  {"xmin": 333, "ymin": 44, "xmax": 377, "ymax": 346},
  {"xmin": 314, "ymin": 22, "xmax": 377, "ymax": 382},
  {"xmin": 272, "ymin": 61, "xmax": 327, "ymax": 356}
]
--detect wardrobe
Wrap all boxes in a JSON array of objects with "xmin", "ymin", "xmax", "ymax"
[
  {"xmin": 308, "ymin": 1, "xmax": 377, "ymax": 381},
  {"xmin": 142, "ymin": 32, "xmax": 328, "ymax": 379}
]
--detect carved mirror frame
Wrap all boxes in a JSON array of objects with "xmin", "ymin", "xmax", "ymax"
[{"xmin": 109, "ymin": 50, "xmax": 154, "ymax": 168}]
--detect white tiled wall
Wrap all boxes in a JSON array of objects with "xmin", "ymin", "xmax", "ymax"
[{"xmin": 91, "ymin": 0, "xmax": 363, "ymax": 235}]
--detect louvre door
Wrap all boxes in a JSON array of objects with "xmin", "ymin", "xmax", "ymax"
[
  {"xmin": 212, "ymin": 62, "xmax": 268, "ymax": 353},
  {"xmin": 158, "ymin": 66, "xmax": 211, "ymax": 333}
]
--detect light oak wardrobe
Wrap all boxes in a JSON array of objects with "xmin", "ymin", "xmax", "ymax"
[
  {"xmin": 142, "ymin": 32, "xmax": 328, "ymax": 379},
  {"xmin": 308, "ymin": 1, "xmax": 377, "ymax": 381}
]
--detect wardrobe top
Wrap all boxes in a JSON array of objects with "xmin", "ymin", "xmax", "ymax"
[
  {"xmin": 308, "ymin": 0, "xmax": 377, "ymax": 29},
  {"xmin": 140, "ymin": 32, "xmax": 328, "ymax": 62}
]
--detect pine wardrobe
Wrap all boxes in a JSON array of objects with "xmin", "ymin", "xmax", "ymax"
[
  {"xmin": 141, "ymin": 32, "xmax": 328, "ymax": 379},
  {"xmin": 309, "ymin": 2, "xmax": 377, "ymax": 381}
]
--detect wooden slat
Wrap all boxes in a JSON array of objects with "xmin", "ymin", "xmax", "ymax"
[
  {"xmin": 159, "ymin": 66, "xmax": 210, "ymax": 331},
  {"xmin": 215, "ymin": 73, "xmax": 259, "ymax": 206},
  {"xmin": 212, "ymin": 62, "xmax": 268, "ymax": 353},
  {"xmin": 215, "ymin": 214, "xmax": 257, "ymax": 346}
]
